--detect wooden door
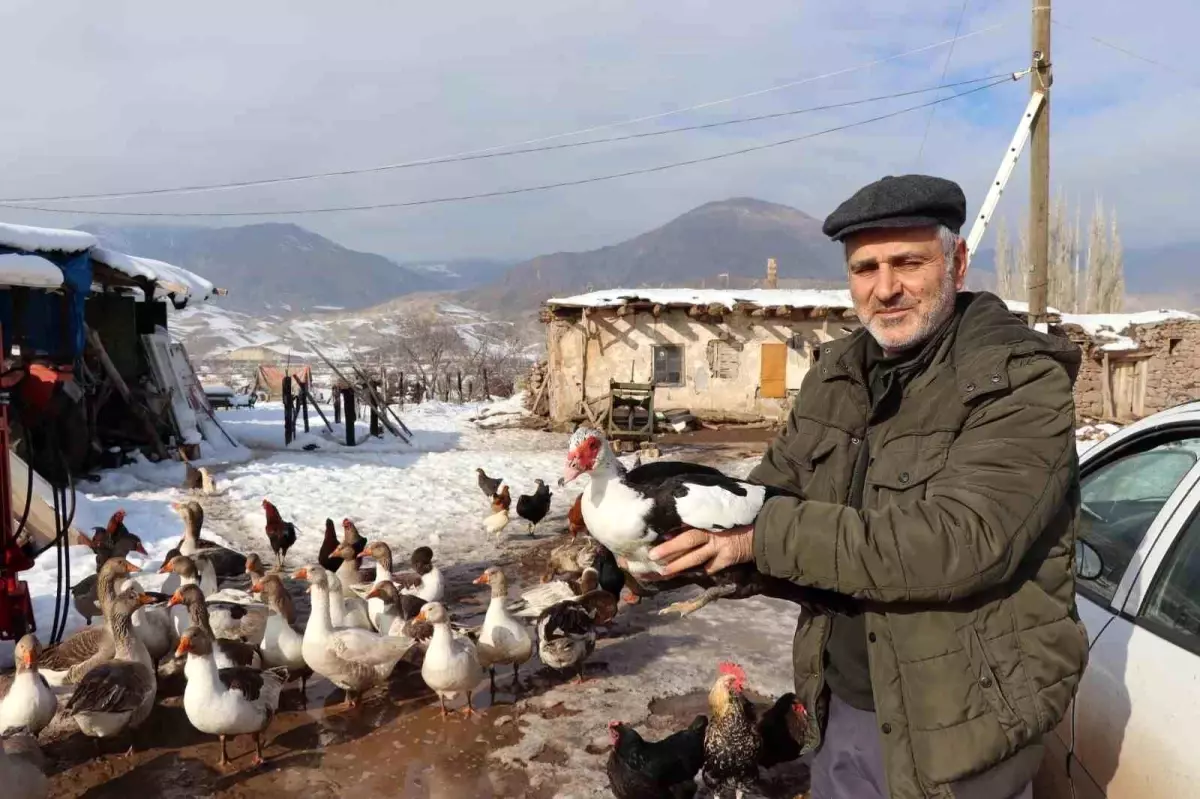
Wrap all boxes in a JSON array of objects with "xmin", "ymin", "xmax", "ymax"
[
  {"xmin": 760, "ymin": 342, "xmax": 787, "ymax": 398},
  {"xmin": 1111, "ymin": 361, "xmax": 1148, "ymax": 421}
]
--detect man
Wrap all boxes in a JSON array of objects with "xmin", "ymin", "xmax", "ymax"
[{"xmin": 650, "ymin": 175, "xmax": 1089, "ymax": 799}]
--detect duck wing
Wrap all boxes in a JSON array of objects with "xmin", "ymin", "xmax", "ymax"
[
  {"xmin": 328, "ymin": 628, "xmax": 414, "ymax": 666},
  {"xmin": 646, "ymin": 473, "xmax": 784, "ymax": 536},
  {"xmin": 194, "ymin": 544, "xmax": 246, "ymax": 579},
  {"xmin": 65, "ymin": 662, "xmax": 152, "ymax": 714},
  {"xmin": 40, "ymin": 627, "xmax": 108, "ymax": 671}
]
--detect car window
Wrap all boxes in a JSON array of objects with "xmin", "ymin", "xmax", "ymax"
[
  {"xmin": 1079, "ymin": 440, "xmax": 1200, "ymax": 606},
  {"xmin": 1142, "ymin": 507, "xmax": 1200, "ymax": 650}
]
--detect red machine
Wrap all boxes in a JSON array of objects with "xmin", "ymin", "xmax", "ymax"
[{"xmin": 0, "ymin": 324, "xmax": 36, "ymax": 642}]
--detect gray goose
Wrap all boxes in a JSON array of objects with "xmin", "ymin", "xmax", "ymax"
[
  {"xmin": 174, "ymin": 501, "xmax": 245, "ymax": 579},
  {"xmin": 64, "ymin": 590, "xmax": 159, "ymax": 754},
  {"xmin": 40, "ymin": 558, "xmax": 141, "ymax": 686},
  {"xmin": 168, "ymin": 585, "xmax": 262, "ymax": 669}
]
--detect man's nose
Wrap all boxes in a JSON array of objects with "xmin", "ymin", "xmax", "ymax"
[{"xmin": 873, "ymin": 264, "xmax": 900, "ymax": 302}]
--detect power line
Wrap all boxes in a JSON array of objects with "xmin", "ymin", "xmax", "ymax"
[
  {"xmin": 915, "ymin": 0, "xmax": 972, "ymax": 167},
  {"xmin": 0, "ymin": 71, "xmax": 1020, "ymax": 206},
  {"xmin": 0, "ymin": 75, "xmax": 1022, "ymax": 219},
  {"xmin": 1052, "ymin": 19, "xmax": 1200, "ymax": 88}
]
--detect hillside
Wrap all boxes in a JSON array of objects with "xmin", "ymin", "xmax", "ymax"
[
  {"xmin": 78, "ymin": 223, "xmax": 507, "ymax": 314},
  {"xmin": 461, "ymin": 197, "xmax": 845, "ymax": 312}
]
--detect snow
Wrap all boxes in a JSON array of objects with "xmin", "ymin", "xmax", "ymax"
[
  {"xmin": 0, "ymin": 221, "xmax": 96, "ymax": 254},
  {"xmin": 91, "ymin": 247, "xmax": 215, "ymax": 302},
  {"xmin": 0, "ymin": 252, "xmax": 63, "ymax": 289},
  {"xmin": 1059, "ymin": 309, "xmax": 1200, "ymax": 351},
  {"xmin": 547, "ymin": 287, "xmax": 854, "ymax": 310}
]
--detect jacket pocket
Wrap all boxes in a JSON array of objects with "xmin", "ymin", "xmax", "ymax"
[
  {"xmin": 868, "ymin": 441, "xmax": 949, "ymax": 506},
  {"xmin": 956, "ymin": 625, "xmax": 1023, "ymax": 733},
  {"xmin": 779, "ymin": 434, "xmax": 838, "ymax": 500}
]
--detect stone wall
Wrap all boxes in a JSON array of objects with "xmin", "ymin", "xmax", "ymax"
[{"xmin": 1060, "ymin": 320, "xmax": 1200, "ymax": 420}]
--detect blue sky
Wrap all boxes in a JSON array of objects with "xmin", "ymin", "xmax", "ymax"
[{"xmin": 0, "ymin": 0, "xmax": 1195, "ymax": 261}]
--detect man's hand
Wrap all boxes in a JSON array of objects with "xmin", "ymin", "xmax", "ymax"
[{"xmin": 646, "ymin": 525, "xmax": 755, "ymax": 577}]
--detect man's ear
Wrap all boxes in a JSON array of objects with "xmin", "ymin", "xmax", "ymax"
[{"xmin": 954, "ymin": 235, "xmax": 969, "ymax": 290}]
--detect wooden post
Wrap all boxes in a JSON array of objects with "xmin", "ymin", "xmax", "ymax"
[
  {"xmin": 283, "ymin": 375, "xmax": 295, "ymax": 446},
  {"xmin": 300, "ymin": 379, "xmax": 310, "ymax": 433},
  {"xmin": 370, "ymin": 404, "xmax": 381, "ymax": 437},
  {"xmin": 1101, "ymin": 351, "xmax": 1115, "ymax": 419},
  {"xmin": 344, "ymin": 389, "xmax": 357, "ymax": 446},
  {"xmin": 398, "ymin": 372, "xmax": 405, "ymax": 406},
  {"xmin": 482, "ymin": 367, "xmax": 489, "ymax": 399},
  {"xmin": 333, "ymin": 387, "xmax": 342, "ymax": 424},
  {"xmin": 299, "ymin": 380, "xmax": 333, "ymax": 433},
  {"xmin": 1027, "ymin": 0, "xmax": 1052, "ymax": 327},
  {"xmin": 456, "ymin": 369, "xmax": 464, "ymax": 403}
]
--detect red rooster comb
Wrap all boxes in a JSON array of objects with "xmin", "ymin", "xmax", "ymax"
[
  {"xmin": 342, "ymin": 518, "xmax": 353, "ymax": 528},
  {"xmin": 792, "ymin": 701, "xmax": 808, "ymax": 718},
  {"xmin": 718, "ymin": 661, "xmax": 746, "ymax": 682}
]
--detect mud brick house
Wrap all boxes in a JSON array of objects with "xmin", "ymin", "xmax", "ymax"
[{"xmin": 1054, "ymin": 310, "xmax": 1200, "ymax": 421}]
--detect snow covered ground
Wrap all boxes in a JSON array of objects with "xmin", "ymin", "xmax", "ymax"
[{"xmin": 2, "ymin": 396, "xmax": 578, "ymax": 668}]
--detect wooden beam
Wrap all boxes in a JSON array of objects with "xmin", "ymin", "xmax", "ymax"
[{"xmin": 85, "ymin": 325, "xmax": 169, "ymax": 460}]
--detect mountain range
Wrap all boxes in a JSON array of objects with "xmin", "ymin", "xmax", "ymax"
[{"xmin": 78, "ymin": 199, "xmax": 1196, "ymax": 322}]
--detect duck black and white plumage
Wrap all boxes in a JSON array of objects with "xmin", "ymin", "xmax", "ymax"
[
  {"xmin": 560, "ymin": 427, "xmax": 848, "ymax": 618},
  {"xmin": 535, "ymin": 599, "xmax": 596, "ymax": 685},
  {"xmin": 515, "ymin": 479, "xmax": 552, "ymax": 536}
]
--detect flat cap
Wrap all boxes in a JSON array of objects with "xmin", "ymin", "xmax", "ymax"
[{"xmin": 822, "ymin": 174, "xmax": 967, "ymax": 241}]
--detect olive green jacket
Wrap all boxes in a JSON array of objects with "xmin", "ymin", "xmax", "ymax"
[{"xmin": 749, "ymin": 292, "xmax": 1089, "ymax": 798}]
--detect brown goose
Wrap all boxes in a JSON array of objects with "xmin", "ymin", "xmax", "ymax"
[
  {"xmin": 254, "ymin": 575, "xmax": 312, "ymax": 696},
  {"xmin": 40, "ymin": 558, "xmax": 141, "ymax": 686},
  {"xmin": 168, "ymin": 585, "xmax": 262, "ymax": 670},
  {"xmin": 64, "ymin": 590, "xmax": 159, "ymax": 754},
  {"xmin": 174, "ymin": 501, "xmax": 245, "ymax": 579},
  {"xmin": 363, "ymin": 581, "xmax": 432, "ymax": 641}
]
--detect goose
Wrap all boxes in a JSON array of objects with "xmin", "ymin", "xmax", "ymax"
[
  {"xmin": 473, "ymin": 567, "xmax": 533, "ymax": 698},
  {"xmin": 416, "ymin": 601, "xmax": 483, "ymax": 717},
  {"xmin": 160, "ymin": 553, "xmax": 217, "ymax": 598},
  {"xmin": 326, "ymin": 570, "xmax": 373, "ymax": 631},
  {"xmin": 39, "ymin": 558, "xmax": 140, "ymax": 686},
  {"xmin": 536, "ymin": 598, "xmax": 597, "ymax": 685},
  {"xmin": 64, "ymin": 590, "xmax": 158, "ymax": 753},
  {"xmin": 254, "ymin": 575, "xmax": 312, "ymax": 696},
  {"xmin": 0, "ymin": 636, "xmax": 56, "ymax": 736},
  {"xmin": 294, "ymin": 565, "xmax": 415, "ymax": 708},
  {"xmin": 244, "ymin": 554, "xmax": 268, "ymax": 593},
  {"xmin": 363, "ymin": 581, "xmax": 430, "ymax": 642},
  {"xmin": 72, "ymin": 517, "xmax": 147, "ymax": 625},
  {"xmin": 355, "ymin": 541, "xmax": 400, "ymax": 630},
  {"xmin": 168, "ymin": 585, "xmax": 262, "ymax": 669},
  {"xmin": 174, "ymin": 500, "xmax": 245, "ymax": 578},
  {"xmin": 177, "ymin": 626, "xmax": 285, "ymax": 767},
  {"xmin": 0, "ymin": 728, "xmax": 48, "ymax": 799}
]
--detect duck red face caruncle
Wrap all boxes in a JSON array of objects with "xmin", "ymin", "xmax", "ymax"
[{"xmin": 561, "ymin": 428, "xmax": 605, "ymax": 485}]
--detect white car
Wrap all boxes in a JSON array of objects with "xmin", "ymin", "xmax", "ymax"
[{"xmin": 1036, "ymin": 400, "xmax": 1200, "ymax": 798}]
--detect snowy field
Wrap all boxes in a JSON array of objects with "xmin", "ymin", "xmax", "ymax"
[{"xmin": 2, "ymin": 396, "xmax": 582, "ymax": 668}]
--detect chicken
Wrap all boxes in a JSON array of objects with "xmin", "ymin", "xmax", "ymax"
[
  {"xmin": 755, "ymin": 692, "xmax": 809, "ymax": 770},
  {"xmin": 317, "ymin": 518, "xmax": 341, "ymax": 572},
  {"xmin": 567, "ymin": 495, "xmax": 587, "ymax": 539},
  {"xmin": 261, "ymin": 499, "xmax": 297, "ymax": 571},
  {"xmin": 606, "ymin": 715, "xmax": 708, "ymax": 799},
  {"xmin": 476, "ymin": 468, "xmax": 503, "ymax": 499},
  {"xmin": 515, "ymin": 479, "xmax": 552, "ymax": 536},
  {"xmin": 702, "ymin": 662, "xmax": 762, "ymax": 796},
  {"xmin": 490, "ymin": 485, "xmax": 511, "ymax": 513}
]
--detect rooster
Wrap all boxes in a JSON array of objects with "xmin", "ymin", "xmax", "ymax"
[
  {"xmin": 261, "ymin": 500, "xmax": 297, "ymax": 571},
  {"xmin": 606, "ymin": 715, "xmax": 708, "ymax": 799},
  {"xmin": 756, "ymin": 692, "xmax": 808, "ymax": 770},
  {"xmin": 490, "ymin": 485, "xmax": 511, "ymax": 513},
  {"xmin": 702, "ymin": 662, "xmax": 762, "ymax": 796}
]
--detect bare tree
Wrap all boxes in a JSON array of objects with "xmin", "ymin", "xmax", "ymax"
[
  {"xmin": 393, "ymin": 316, "xmax": 465, "ymax": 399},
  {"xmin": 1098, "ymin": 209, "xmax": 1125, "ymax": 313},
  {"xmin": 1048, "ymin": 191, "xmax": 1080, "ymax": 312}
]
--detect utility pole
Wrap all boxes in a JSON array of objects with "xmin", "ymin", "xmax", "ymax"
[{"xmin": 1027, "ymin": 0, "xmax": 1052, "ymax": 327}]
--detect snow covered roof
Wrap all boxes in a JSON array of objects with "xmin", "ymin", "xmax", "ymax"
[
  {"xmin": 0, "ymin": 252, "xmax": 64, "ymax": 289},
  {"xmin": 1058, "ymin": 309, "xmax": 1200, "ymax": 352},
  {"xmin": 0, "ymin": 221, "xmax": 96, "ymax": 254},
  {"xmin": 91, "ymin": 247, "xmax": 215, "ymax": 302},
  {"xmin": 545, "ymin": 288, "xmax": 855, "ymax": 313}
]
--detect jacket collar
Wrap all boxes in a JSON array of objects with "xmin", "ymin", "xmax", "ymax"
[{"xmin": 819, "ymin": 291, "xmax": 1080, "ymax": 403}]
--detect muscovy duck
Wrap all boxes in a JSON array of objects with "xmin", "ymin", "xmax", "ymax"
[{"xmin": 560, "ymin": 427, "xmax": 853, "ymax": 617}]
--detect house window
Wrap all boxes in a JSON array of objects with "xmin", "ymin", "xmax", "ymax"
[
  {"xmin": 1170, "ymin": 338, "xmax": 1183, "ymax": 356},
  {"xmin": 706, "ymin": 339, "xmax": 742, "ymax": 379},
  {"xmin": 653, "ymin": 345, "xmax": 683, "ymax": 386}
]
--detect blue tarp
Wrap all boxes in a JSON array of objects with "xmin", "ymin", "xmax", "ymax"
[{"xmin": 0, "ymin": 246, "xmax": 92, "ymax": 360}]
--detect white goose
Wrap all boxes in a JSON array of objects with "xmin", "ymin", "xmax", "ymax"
[
  {"xmin": 177, "ymin": 626, "xmax": 285, "ymax": 768},
  {"xmin": 417, "ymin": 601, "xmax": 483, "ymax": 717},
  {"xmin": 254, "ymin": 574, "xmax": 312, "ymax": 696},
  {"xmin": 295, "ymin": 565, "xmax": 415, "ymax": 708},
  {"xmin": 64, "ymin": 590, "xmax": 158, "ymax": 753},
  {"xmin": 473, "ymin": 567, "xmax": 533, "ymax": 698},
  {"xmin": 0, "ymin": 635, "xmax": 56, "ymax": 736},
  {"xmin": 326, "ymin": 570, "xmax": 373, "ymax": 631}
]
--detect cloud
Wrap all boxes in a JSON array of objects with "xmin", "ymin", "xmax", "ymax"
[{"xmin": 0, "ymin": 0, "xmax": 1195, "ymax": 260}]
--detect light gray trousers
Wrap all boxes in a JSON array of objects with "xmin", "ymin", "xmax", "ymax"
[{"xmin": 810, "ymin": 695, "xmax": 1040, "ymax": 799}]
